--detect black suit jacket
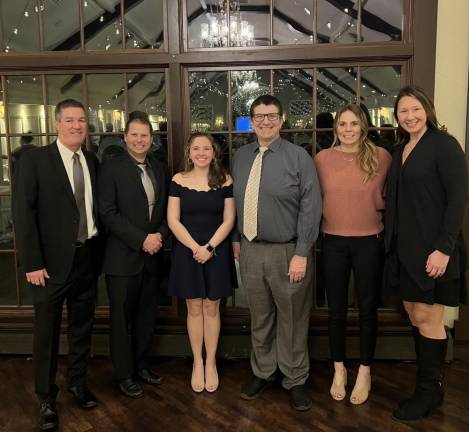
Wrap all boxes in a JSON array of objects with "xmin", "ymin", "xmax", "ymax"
[
  {"xmin": 12, "ymin": 141, "xmax": 101, "ymax": 284},
  {"xmin": 384, "ymin": 129, "xmax": 468, "ymax": 291},
  {"xmin": 98, "ymin": 152, "xmax": 169, "ymax": 276}
]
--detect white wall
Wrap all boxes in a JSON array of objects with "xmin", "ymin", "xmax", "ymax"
[{"xmin": 434, "ymin": 0, "xmax": 469, "ymax": 325}]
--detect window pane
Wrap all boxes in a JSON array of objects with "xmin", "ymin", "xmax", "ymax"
[
  {"xmin": 231, "ymin": 70, "xmax": 270, "ymax": 129},
  {"xmin": 317, "ymin": 67, "xmax": 357, "ymax": 116},
  {"xmin": 0, "ymin": 196, "xmax": 13, "ymax": 250},
  {"xmin": 43, "ymin": 0, "xmax": 80, "ymax": 50},
  {"xmin": 211, "ymin": 133, "xmax": 230, "ymax": 170},
  {"xmin": 84, "ymin": 0, "xmax": 122, "ymax": 50},
  {"xmin": 232, "ymin": 133, "xmax": 256, "ymax": 151},
  {"xmin": 1, "ymin": 138, "xmax": 10, "ymax": 190},
  {"xmin": 7, "ymin": 76, "xmax": 46, "ymax": 134},
  {"xmin": 87, "ymin": 74, "xmax": 125, "ymax": 134},
  {"xmin": 281, "ymin": 132, "xmax": 313, "ymax": 155},
  {"xmin": 274, "ymin": 69, "xmax": 313, "ymax": 129},
  {"xmin": 0, "ymin": 253, "xmax": 17, "ymax": 305},
  {"xmin": 0, "ymin": 1, "xmax": 41, "ymax": 52},
  {"xmin": 317, "ymin": 0, "xmax": 358, "ymax": 44},
  {"xmin": 127, "ymin": 73, "xmax": 167, "ymax": 130},
  {"xmin": 189, "ymin": 71, "xmax": 228, "ymax": 132},
  {"xmin": 273, "ymin": 0, "xmax": 313, "ymax": 45},
  {"xmin": 360, "ymin": 66, "xmax": 401, "ymax": 128},
  {"xmin": 361, "ymin": 0, "xmax": 403, "ymax": 42},
  {"xmin": 124, "ymin": 0, "xmax": 164, "ymax": 49},
  {"xmin": 187, "ymin": 0, "xmax": 269, "ymax": 48},
  {"xmin": 46, "ymin": 75, "xmax": 84, "ymax": 133}
]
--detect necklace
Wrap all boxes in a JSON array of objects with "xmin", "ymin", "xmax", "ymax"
[{"xmin": 333, "ymin": 146, "xmax": 356, "ymax": 162}]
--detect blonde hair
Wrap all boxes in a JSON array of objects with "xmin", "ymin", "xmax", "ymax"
[{"xmin": 332, "ymin": 104, "xmax": 378, "ymax": 183}]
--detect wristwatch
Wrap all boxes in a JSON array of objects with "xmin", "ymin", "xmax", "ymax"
[{"xmin": 205, "ymin": 243, "xmax": 215, "ymax": 254}]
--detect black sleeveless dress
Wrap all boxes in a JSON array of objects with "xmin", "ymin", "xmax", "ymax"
[{"xmin": 168, "ymin": 181, "xmax": 234, "ymax": 300}]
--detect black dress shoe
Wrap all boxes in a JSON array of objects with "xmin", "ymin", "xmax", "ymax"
[
  {"xmin": 68, "ymin": 385, "xmax": 97, "ymax": 409},
  {"xmin": 290, "ymin": 384, "xmax": 312, "ymax": 411},
  {"xmin": 119, "ymin": 378, "xmax": 144, "ymax": 398},
  {"xmin": 39, "ymin": 401, "xmax": 58, "ymax": 431},
  {"xmin": 137, "ymin": 368, "xmax": 163, "ymax": 385},
  {"xmin": 240, "ymin": 377, "xmax": 272, "ymax": 400}
]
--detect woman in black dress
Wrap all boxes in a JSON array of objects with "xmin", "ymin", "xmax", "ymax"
[
  {"xmin": 167, "ymin": 133, "xmax": 235, "ymax": 393},
  {"xmin": 385, "ymin": 85, "xmax": 467, "ymax": 422}
]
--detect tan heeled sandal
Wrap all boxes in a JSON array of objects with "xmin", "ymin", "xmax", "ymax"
[
  {"xmin": 191, "ymin": 363, "xmax": 205, "ymax": 393},
  {"xmin": 204, "ymin": 363, "xmax": 219, "ymax": 393},
  {"xmin": 350, "ymin": 375, "xmax": 371, "ymax": 405},
  {"xmin": 330, "ymin": 369, "xmax": 347, "ymax": 401}
]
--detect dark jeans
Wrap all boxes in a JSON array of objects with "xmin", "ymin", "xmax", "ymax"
[
  {"xmin": 322, "ymin": 233, "xmax": 384, "ymax": 366},
  {"xmin": 106, "ymin": 269, "xmax": 159, "ymax": 381}
]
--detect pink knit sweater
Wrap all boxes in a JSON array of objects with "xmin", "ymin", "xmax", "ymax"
[{"xmin": 314, "ymin": 146, "xmax": 392, "ymax": 236}]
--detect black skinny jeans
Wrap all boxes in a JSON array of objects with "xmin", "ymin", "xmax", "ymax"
[{"xmin": 322, "ymin": 233, "xmax": 384, "ymax": 366}]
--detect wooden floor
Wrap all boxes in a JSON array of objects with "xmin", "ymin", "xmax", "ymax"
[{"xmin": 1, "ymin": 356, "xmax": 469, "ymax": 432}]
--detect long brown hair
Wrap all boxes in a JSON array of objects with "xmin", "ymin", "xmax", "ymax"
[
  {"xmin": 332, "ymin": 104, "xmax": 378, "ymax": 183},
  {"xmin": 184, "ymin": 132, "xmax": 227, "ymax": 189},
  {"xmin": 393, "ymin": 85, "xmax": 445, "ymax": 146}
]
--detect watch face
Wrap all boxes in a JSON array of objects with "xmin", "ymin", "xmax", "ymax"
[{"xmin": 206, "ymin": 244, "xmax": 214, "ymax": 252}]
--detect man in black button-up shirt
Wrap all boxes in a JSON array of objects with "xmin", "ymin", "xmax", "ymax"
[{"xmin": 232, "ymin": 95, "xmax": 322, "ymax": 411}]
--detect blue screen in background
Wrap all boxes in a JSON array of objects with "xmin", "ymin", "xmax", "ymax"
[{"xmin": 236, "ymin": 116, "xmax": 253, "ymax": 132}]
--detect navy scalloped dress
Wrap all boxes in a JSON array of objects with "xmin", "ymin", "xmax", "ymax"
[{"xmin": 168, "ymin": 180, "xmax": 234, "ymax": 300}]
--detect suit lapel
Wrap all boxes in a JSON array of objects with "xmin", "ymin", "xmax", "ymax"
[
  {"xmin": 83, "ymin": 150, "xmax": 98, "ymax": 221},
  {"xmin": 48, "ymin": 142, "xmax": 76, "ymax": 208},
  {"xmin": 123, "ymin": 153, "xmax": 147, "ymax": 201}
]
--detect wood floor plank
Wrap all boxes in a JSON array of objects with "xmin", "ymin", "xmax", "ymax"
[{"xmin": 1, "ymin": 356, "xmax": 468, "ymax": 432}]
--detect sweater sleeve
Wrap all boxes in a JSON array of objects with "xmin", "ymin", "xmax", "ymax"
[{"xmin": 434, "ymin": 134, "xmax": 468, "ymax": 255}]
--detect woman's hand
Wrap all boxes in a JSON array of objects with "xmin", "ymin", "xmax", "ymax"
[
  {"xmin": 193, "ymin": 245, "xmax": 213, "ymax": 264},
  {"xmin": 426, "ymin": 250, "xmax": 450, "ymax": 279}
]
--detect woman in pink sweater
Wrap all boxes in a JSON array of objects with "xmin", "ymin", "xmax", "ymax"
[{"xmin": 314, "ymin": 104, "xmax": 391, "ymax": 405}]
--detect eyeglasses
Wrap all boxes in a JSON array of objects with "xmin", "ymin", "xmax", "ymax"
[{"xmin": 252, "ymin": 113, "xmax": 281, "ymax": 123}]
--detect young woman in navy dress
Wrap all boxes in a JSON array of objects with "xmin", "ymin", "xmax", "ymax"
[{"xmin": 167, "ymin": 133, "xmax": 235, "ymax": 393}]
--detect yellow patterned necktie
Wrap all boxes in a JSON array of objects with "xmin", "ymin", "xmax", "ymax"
[{"xmin": 243, "ymin": 146, "xmax": 267, "ymax": 241}]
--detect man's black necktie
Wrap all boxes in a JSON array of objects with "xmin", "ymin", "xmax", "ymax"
[{"xmin": 73, "ymin": 153, "xmax": 88, "ymax": 242}]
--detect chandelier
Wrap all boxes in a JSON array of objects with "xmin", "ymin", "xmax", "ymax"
[{"xmin": 200, "ymin": 0, "xmax": 255, "ymax": 48}]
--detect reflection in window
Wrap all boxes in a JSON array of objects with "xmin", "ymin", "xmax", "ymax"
[
  {"xmin": 87, "ymin": 74, "xmax": 125, "ymax": 133},
  {"xmin": 7, "ymin": 76, "xmax": 46, "ymax": 135},
  {"xmin": 273, "ymin": 0, "xmax": 313, "ymax": 45},
  {"xmin": 274, "ymin": 69, "xmax": 313, "ymax": 129},
  {"xmin": 0, "ymin": 2, "xmax": 41, "ymax": 52},
  {"xmin": 0, "ymin": 196, "xmax": 13, "ymax": 250},
  {"xmin": 127, "ymin": 73, "xmax": 166, "ymax": 130},
  {"xmin": 84, "ymin": 0, "xmax": 122, "ymax": 50},
  {"xmin": 360, "ymin": 66, "xmax": 401, "ymax": 127},
  {"xmin": 1, "ymin": 137, "xmax": 9, "ymax": 189},
  {"xmin": 189, "ymin": 71, "xmax": 228, "ymax": 132},
  {"xmin": 124, "ymin": 0, "xmax": 164, "ymax": 49},
  {"xmin": 317, "ymin": 67, "xmax": 357, "ymax": 115},
  {"xmin": 43, "ymin": 0, "xmax": 80, "ymax": 50},
  {"xmin": 317, "ymin": 0, "xmax": 359, "ymax": 44},
  {"xmin": 187, "ymin": 0, "xmax": 269, "ymax": 48},
  {"xmin": 231, "ymin": 70, "xmax": 269, "ymax": 129},
  {"xmin": 362, "ymin": 0, "xmax": 403, "ymax": 42},
  {"xmin": 46, "ymin": 75, "xmax": 84, "ymax": 133},
  {"xmin": 281, "ymin": 132, "xmax": 313, "ymax": 154}
]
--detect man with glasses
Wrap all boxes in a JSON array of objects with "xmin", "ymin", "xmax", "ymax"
[
  {"xmin": 13, "ymin": 99, "xmax": 101, "ymax": 430},
  {"xmin": 232, "ymin": 95, "xmax": 322, "ymax": 411}
]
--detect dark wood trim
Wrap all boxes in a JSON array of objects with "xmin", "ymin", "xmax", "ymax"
[{"xmin": 411, "ymin": 0, "xmax": 438, "ymax": 96}]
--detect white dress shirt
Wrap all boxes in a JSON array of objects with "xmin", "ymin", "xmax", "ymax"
[{"xmin": 57, "ymin": 139, "xmax": 98, "ymax": 238}]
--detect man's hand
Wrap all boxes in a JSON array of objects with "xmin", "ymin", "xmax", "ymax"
[
  {"xmin": 288, "ymin": 255, "xmax": 307, "ymax": 283},
  {"xmin": 426, "ymin": 250, "xmax": 450, "ymax": 279},
  {"xmin": 142, "ymin": 233, "xmax": 163, "ymax": 255},
  {"xmin": 26, "ymin": 269, "xmax": 50, "ymax": 287},
  {"xmin": 232, "ymin": 242, "xmax": 240, "ymax": 260}
]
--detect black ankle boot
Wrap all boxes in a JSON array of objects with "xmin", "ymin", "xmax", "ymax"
[{"xmin": 393, "ymin": 335, "xmax": 447, "ymax": 422}]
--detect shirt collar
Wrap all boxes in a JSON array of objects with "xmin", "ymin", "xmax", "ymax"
[
  {"xmin": 57, "ymin": 138, "xmax": 84, "ymax": 160},
  {"xmin": 253, "ymin": 136, "xmax": 282, "ymax": 153}
]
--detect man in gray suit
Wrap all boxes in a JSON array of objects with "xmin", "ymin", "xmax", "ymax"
[{"xmin": 232, "ymin": 95, "xmax": 321, "ymax": 411}]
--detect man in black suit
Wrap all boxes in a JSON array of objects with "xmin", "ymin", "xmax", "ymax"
[
  {"xmin": 98, "ymin": 111, "xmax": 168, "ymax": 398},
  {"xmin": 12, "ymin": 99, "xmax": 100, "ymax": 430}
]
